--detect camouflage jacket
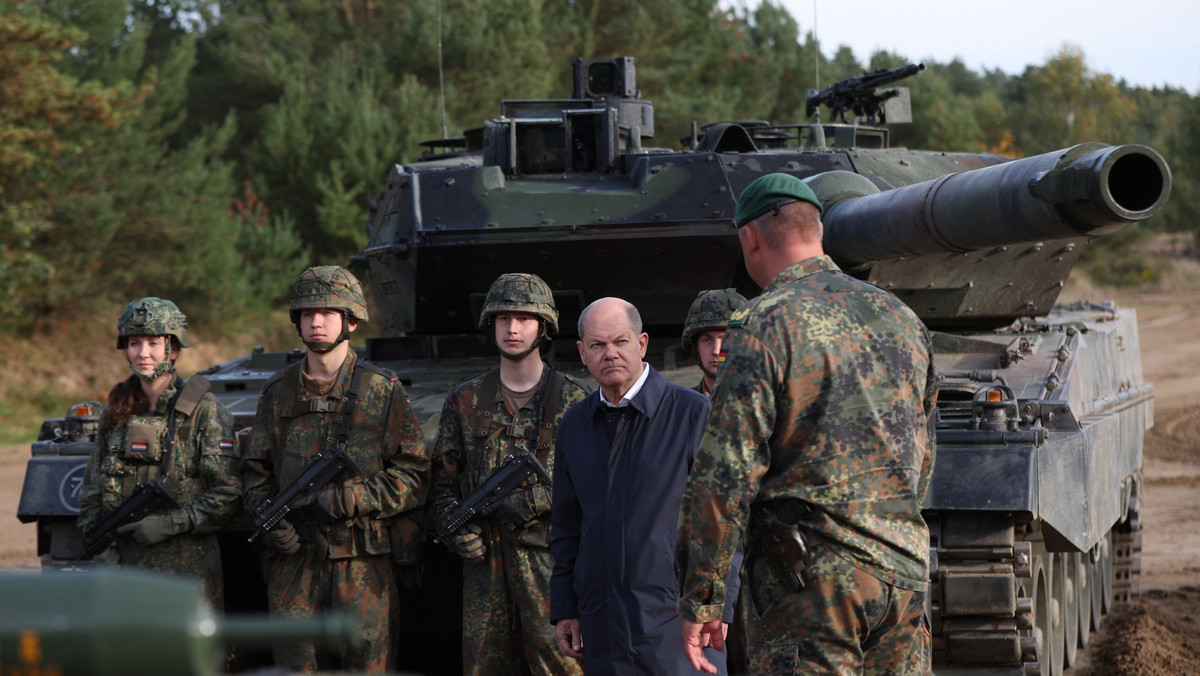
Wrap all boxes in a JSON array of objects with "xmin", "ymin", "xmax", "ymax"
[
  {"xmin": 243, "ymin": 351, "xmax": 430, "ymax": 558},
  {"xmin": 677, "ymin": 255, "xmax": 938, "ymax": 623},
  {"xmin": 78, "ymin": 377, "xmax": 241, "ymax": 536},
  {"xmin": 430, "ymin": 364, "xmax": 587, "ymax": 544}
]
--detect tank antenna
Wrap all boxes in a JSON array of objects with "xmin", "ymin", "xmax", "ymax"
[
  {"xmin": 437, "ymin": 0, "xmax": 449, "ymax": 140},
  {"xmin": 813, "ymin": 0, "xmax": 820, "ymax": 92}
]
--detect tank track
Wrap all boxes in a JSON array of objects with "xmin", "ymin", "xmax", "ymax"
[{"xmin": 930, "ymin": 511, "xmax": 1140, "ymax": 675}]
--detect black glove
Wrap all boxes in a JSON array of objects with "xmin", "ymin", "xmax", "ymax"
[
  {"xmin": 263, "ymin": 519, "xmax": 301, "ymax": 555},
  {"xmin": 487, "ymin": 486, "xmax": 549, "ymax": 528},
  {"xmin": 450, "ymin": 523, "xmax": 486, "ymax": 562}
]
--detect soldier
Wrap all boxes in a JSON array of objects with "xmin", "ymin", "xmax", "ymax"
[
  {"xmin": 676, "ymin": 174, "xmax": 938, "ymax": 675},
  {"xmin": 430, "ymin": 273, "xmax": 587, "ymax": 676},
  {"xmin": 681, "ymin": 289, "xmax": 748, "ymax": 396},
  {"xmin": 78, "ymin": 298, "xmax": 240, "ymax": 610},
  {"xmin": 243, "ymin": 266, "xmax": 430, "ymax": 672}
]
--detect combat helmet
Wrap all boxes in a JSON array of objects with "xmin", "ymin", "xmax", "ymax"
[
  {"xmin": 117, "ymin": 297, "xmax": 188, "ymax": 381},
  {"xmin": 478, "ymin": 273, "xmax": 559, "ymax": 335},
  {"xmin": 681, "ymin": 288, "xmax": 748, "ymax": 352},
  {"xmin": 290, "ymin": 266, "xmax": 369, "ymax": 323},
  {"xmin": 290, "ymin": 266, "xmax": 368, "ymax": 352}
]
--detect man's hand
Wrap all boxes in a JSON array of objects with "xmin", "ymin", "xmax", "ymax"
[
  {"xmin": 116, "ymin": 514, "xmax": 176, "ymax": 546},
  {"xmin": 450, "ymin": 523, "xmax": 486, "ymax": 562},
  {"xmin": 94, "ymin": 545, "xmax": 120, "ymax": 565},
  {"xmin": 310, "ymin": 483, "xmax": 358, "ymax": 521},
  {"xmin": 263, "ymin": 519, "xmax": 301, "ymax": 555},
  {"xmin": 554, "ymin": 618, "xmax": 584, "ymax": 659},
  {"xmin": 681, "ymin": 618, "xmax": 725, "ymax": 674},
  {"xmin": 486, "ymin": 486, "xmax": 546, "ymax": 528}
]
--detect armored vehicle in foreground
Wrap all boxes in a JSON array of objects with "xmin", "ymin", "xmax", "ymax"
[{"xmin": 19, "ymin": 57, "xmax": 1168, "ymax": 675}]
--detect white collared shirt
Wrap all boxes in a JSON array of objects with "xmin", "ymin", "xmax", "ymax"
[{"xmin": 599, "ymin": 362, "xmax": 650, "ymax": 408}]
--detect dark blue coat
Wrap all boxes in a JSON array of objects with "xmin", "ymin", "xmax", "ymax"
[{"xmin": 550, "ymin": 366, "xmax": 740, "ymax": 675}]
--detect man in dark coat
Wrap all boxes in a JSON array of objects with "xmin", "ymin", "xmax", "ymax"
[{"xmin": 550, "ymin": 296, "xmax": 740, "ymax": 675}]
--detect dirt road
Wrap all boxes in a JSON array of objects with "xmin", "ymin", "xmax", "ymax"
[{"xmin": 2, "ymin": 287, "xmax": 1198, "ymax": 673}]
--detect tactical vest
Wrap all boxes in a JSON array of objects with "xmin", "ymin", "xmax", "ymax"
[
  {"xmin": 265, "ymin": 360, "xmax": 393, "ymax": 560},
  {"xmin": 99, "ymin": 376, "xmax": 212, "ymax": 511}
]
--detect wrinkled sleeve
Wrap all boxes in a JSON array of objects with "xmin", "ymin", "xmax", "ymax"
[
  {"xmin": 549, "ymin": 412, "xmax": 582, "ymax": 623},
  {"xmin": 428, "ymin": 389, "xmax": 466, "ymax": 521},
  {"xmin": 182, "ymin": 396, "xmax": 242, "ymax": 534},
  {"xmin": 76, "ymin": 429, "xmax": 109, "ymax": 534},
  {"xmin": 676, "ymin": 327, "xmax": 779, "ymax": 623},
  {"xmin": 348, "ymin": 377, "xmax": 430, "ymax": 518}
]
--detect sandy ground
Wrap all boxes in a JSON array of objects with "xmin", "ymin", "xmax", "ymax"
[{"xmin": 2, "ymin": 288, "xmax": 1198, "ymax": 672}]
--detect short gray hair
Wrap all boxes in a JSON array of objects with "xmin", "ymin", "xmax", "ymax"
[{"xmin": 578, "ymin": 297, "xmax": 643, "ymax": 338}]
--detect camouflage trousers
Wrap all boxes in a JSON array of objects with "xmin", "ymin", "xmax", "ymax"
[
  {"xmin": 461, "ymin": 524, "xmax": 583, "ymax": 676},
  {"xmin": 263, "ymin": 546, "xmax": 395, "ymax": 672},
  {"xmin": 741, "ymin": 543, "xmax": 930, "ymax": 675},
  {"xmin": 118, "ymin": 531, "xmax": 225, "ymax": 611}
]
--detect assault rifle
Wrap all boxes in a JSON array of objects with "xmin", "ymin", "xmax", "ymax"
[
  {"xmin": 247, "ymin": 447, "xmax": 362, "ymax": 543},
  {"xmin": 437, "ymin": 451, "xmax": 552, "ymax": 542},
  {"xmin": 806, "ymin": 63, "xmax": 925, "ymax": 124},
  {"xmin": 248, "ymin": 360, "xmax": 367, "ymax": 543},
  {"xmin": 81, "ymin": 480, "xmax": 182, "ymax": 558}
]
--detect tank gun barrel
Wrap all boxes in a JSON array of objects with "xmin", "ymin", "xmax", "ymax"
[
  {"xmin": 0, "ymin": 569, "xmax": 359, "ymax": 676},
  {"xmin": 813, "ymin": 143, "xmax": 1172, "ymax": 266}
]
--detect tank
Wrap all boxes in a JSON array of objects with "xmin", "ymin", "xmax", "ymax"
[
  {"xmin": 0, "ymin": 568, "xmax": 358, "ymax": 676},
  {"xmin": 16, "ymin": 57, "xmax": 1168, "ymax": 675}
]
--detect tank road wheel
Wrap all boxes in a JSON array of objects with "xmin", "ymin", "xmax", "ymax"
[
  {"xmin": 1019, "ymin": 546, "xmax": 1056, "ymax": 676},
  {"xmin": 1045, "ymin": 552, "xmax": 1065, "ymax": 676},
  {"xmin": 1077, "ymin": 550, "xmax": 1093, "ymax": 648},
  {"xmin": 1058, "ymin": 553, "xmax": 1079, "ymax": 668}
]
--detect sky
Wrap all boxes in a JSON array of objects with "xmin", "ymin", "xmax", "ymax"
[{"xmin": 767, "ymin": 0, "xmax": 1200, "ymax": 93}]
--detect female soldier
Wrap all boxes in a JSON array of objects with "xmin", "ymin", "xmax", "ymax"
[{"xmin": 77, "ymin": 297, "xmax": 241, "ymax": 609}]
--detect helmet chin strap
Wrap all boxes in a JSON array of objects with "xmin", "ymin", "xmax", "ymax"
[
  {"xmin": 696, "ymin": 351, "xmax": 718, "ymax": 381},
  {"xmin": 297, "ymin": 311, "xmax": 350, "ymax": 353},
  {"xmin": 129, "ymin": 343, "xmax": 175, "ymax": 382},
  {"xmin": 496, "ymin": 320, "xmax": 545, "ymax": 361}
]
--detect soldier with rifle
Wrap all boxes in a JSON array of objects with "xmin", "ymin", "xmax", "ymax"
[
  {"xmin": 77, "ymin": 298, "xmax": 241, "ymax": 610},
  {"xmin": 430, "ymin": 273, "xmax": 587, "ymax": 676},
  {"xmin": 243, "ymin": 266, "xmax": 429, "ymax": 672}
]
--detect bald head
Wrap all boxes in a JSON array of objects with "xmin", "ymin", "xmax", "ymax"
[
  {"xmin": 577, "ymin": 297, "xmax": 648, "ymax": 403},
  {"xmin": 578, "ymin": 297, "xmax": 642, "ymax": 339}
]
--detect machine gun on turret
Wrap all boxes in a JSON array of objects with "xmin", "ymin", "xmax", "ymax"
[{"xmin": 806, "ymin": 63, "xmax": 926, "ymax": 124}]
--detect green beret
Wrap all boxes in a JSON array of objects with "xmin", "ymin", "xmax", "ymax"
[{"xmin": 734, "ymin": 173, "xmax": 824, "ymax": 227}]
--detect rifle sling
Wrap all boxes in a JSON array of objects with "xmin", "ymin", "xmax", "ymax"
[
  {"xmin": 158, "ymin": 374, "xmax": 213, "ymax": 480},
  {"xmin": 467, "ymin": 364, "xmax": 563, "ymax": 487},
  {"xmin": 331, "ymin": 360, "xmax": 368, "ymax": 452}
]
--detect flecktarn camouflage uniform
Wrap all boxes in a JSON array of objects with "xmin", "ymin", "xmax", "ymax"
[
  {"xmin": 78, "ymin": 378, "xmax": 240, "ymax": 609},
  {"xmin": 430, "ymin": 366, "xmax": 587, "ymax": 676},
  {"xmin": 677, "ymin": 255, "xmax": 938, "ymax": 675},
  {"xmin": 243, "ymin": 350, "xmax": 430, "ymax": 672}
]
